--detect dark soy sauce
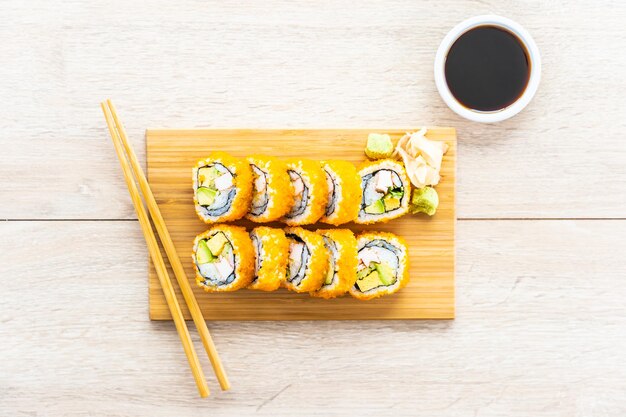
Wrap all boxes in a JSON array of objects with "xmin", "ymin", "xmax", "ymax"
[{"xmin": 444, "ymin": 25, "xmax": 530, "ymax": 112}]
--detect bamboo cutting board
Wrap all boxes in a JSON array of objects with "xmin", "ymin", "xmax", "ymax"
[{"xmin": 146, "ymin": 129, "xmax": 456, "ymax": 320}]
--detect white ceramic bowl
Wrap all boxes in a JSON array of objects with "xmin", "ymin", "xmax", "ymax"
[{"xmin": 434, "ymin": 15, "xmax": 541, "ymax": 123}]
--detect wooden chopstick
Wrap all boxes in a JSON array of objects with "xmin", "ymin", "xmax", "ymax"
[
  {"xmin": 101, "ymin": 102, "xmax": 210, "ymax": 398},
  {"xmin": 105, "ymin": 100, "xmax": 230, "ymax": 391}
]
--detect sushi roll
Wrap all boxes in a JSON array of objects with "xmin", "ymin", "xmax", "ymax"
[
  {"xmin": 246, "ymin": 155, "xmax": 294, "ymax": 223},
  {"xmin": 311, "ymin": 229, "xmax": 358, "ymax": 299},
  {"xmin": 349, "ymin": 231, "xmax": 409, "ymax": 300},
  {"xmin": 248, "ymin": 226, "xmax": 289, "ymax": 291},
  {"xmin": 281, "ymin": 159, "xmax": 328, "ymax": 226},
  {"xmin": 284, "ymin": 227, "xmax": 329, "ymax": 293},
  {"xmin": 192, "ymin": 225, "xmax": 255, "ymax": 292},
  {"xmin": 193, "ymin": 152, "xmax": 253, "ymax": 224},
  {"xmin": 320, "ymin": 160, "xmax": 362, "ymax": 226},
  {"xmin": 355, "ymin": 159, "xmax": 410, "ymax": 224}
]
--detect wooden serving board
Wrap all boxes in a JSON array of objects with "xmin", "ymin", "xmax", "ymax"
[{"xmin": 146, "ymin": 129, "xmax": 456, "ymax": 320}]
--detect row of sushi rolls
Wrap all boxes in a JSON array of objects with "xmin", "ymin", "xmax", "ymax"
[{"xmin": 191, "ymin": 130, "xmax": 448, "ymax": 300}]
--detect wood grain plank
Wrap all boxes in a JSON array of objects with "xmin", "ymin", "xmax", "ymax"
[
  {"xmin": 1, "ymin": 0, "xmax": 625, "ymax": 219},
  {"xmin": 1, "ymin": 220, "xmax": 625, "ymax": 416},
  {"xmin": 146, "ymin": 128, "xmax": 455, "ymax": 320}
]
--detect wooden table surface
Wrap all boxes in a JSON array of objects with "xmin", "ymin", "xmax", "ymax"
[{"xmin": 1, "ymin": 1, "xmax": 625, "ymax": 416}]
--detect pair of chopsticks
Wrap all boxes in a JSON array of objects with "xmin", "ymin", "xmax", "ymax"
[{"xmin": 100, "ymin": 100, "xmax": 229, "ymax": 398}]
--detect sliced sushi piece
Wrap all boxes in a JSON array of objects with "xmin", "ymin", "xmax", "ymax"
[
  {"xmin": 246, "ymin": 155, "xmax": 294, "ymax": 223},
  {"xmin": 248, "ymin": 226, "xmax": 289, "ymax": 291},
  {"xmin": 283, "ymin": 227, "xmax": 329, "ymax": 293},
  {"xmin": 193, "ymin": 152, "xmax": 253, "ymax": 224},
  {"xmin": 355, "ymin": 159, "xmax": 410, "ymax": 224},
  {"xmin": 281, "ymin": 159, "xmax": 328, "ymax": 226},
  {"xmin": 192, "ymin": 225, "xmax": 255, "ymax": 292},
  {"xmin": 320, "ymin": 160, "xmax": 362, "ymax": 226},
  {"xmin": 349, "ymin": 231, "xmax": 409, "ymax": 300},
  {"xmin": 311, "ymin": 229, "xmax": 358, "ymax": 299}
]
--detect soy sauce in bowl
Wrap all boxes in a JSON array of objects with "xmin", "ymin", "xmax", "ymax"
[{"xmin": 444, "ymin": 25, "xmax": 530, "ymax": 112}]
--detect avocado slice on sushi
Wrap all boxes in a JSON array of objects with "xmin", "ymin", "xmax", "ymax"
[
  {"xmin": 197, "ymin": 187, "xmax": 217, "ymax": 206},
  {"xmin": 206, "ymin": 232, "xmax": 229, "ymax": 256},
  {"xmin": 374, "ymin": 262, "xmax": 396, "ymax": 285},
  {"xmin": 221, "ymin": 242, "xmax": 233, "ymax": 259},
  {"xmin": 196, "ymin": 240, "xmax": 215, "ymax": 264},
  {"xmin": 356, "ymin": 270, "xmax": 383, "ymax": 292},
  {"xmin": 364, "ymin": 199, "xmax": 385, "ymax": 214}
]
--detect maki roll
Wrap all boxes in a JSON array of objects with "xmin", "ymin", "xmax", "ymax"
[
  {"xmin": 320, "ymin": 160, "xmax": 362, "ymax": 226},
  {"xmin": 281, "ymin": 159, "xmax": 328, "ymax": 226},
  {"xmin": 284, "ymin": 227, "xmax": 329, "ymax": 293},
  {"xmin": 246, "ymin": 155, "xmax": 294, "ymax": 223},
  {"xmin": 355, "ymin": 159, "xmax": 410, "ymax": 224},
  {"xmin": 248, "ymin": 226, "xmax": 289, "ymax": 291},
  {"xmin": 193, "ymin": 152, "xmax": 253, "ymax": 224},
  {"xmin": 193, "ymin": 225, "xmax": 255, "ymax": 292},
  {"xmin": 349, "ymin": 231, "xmax": 409, "ymax": 300},
  {"xmin": 311, "ymin": 229, "xmax": 358, "ymax": 299}
]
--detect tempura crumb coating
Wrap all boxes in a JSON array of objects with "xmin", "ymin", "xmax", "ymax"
[
  {"xmin": 320, "ymin": 160, "xmax": 362, "ymax": 226},
  {"xmin": 248, "ymin": 226, "xmax": 289, "ymax": 291},
  {"xmin": 311, "ymin": 228, "xmax": 358, "ymax": 299}
]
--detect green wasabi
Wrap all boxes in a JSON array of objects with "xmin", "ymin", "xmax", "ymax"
[
  {"xmin": 365, "ymin": 133, "xmax": 394, "ymax": 160},
  {"xmin": 409, "ymin": 186, "xmax": 439, "ymax": 216}
]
